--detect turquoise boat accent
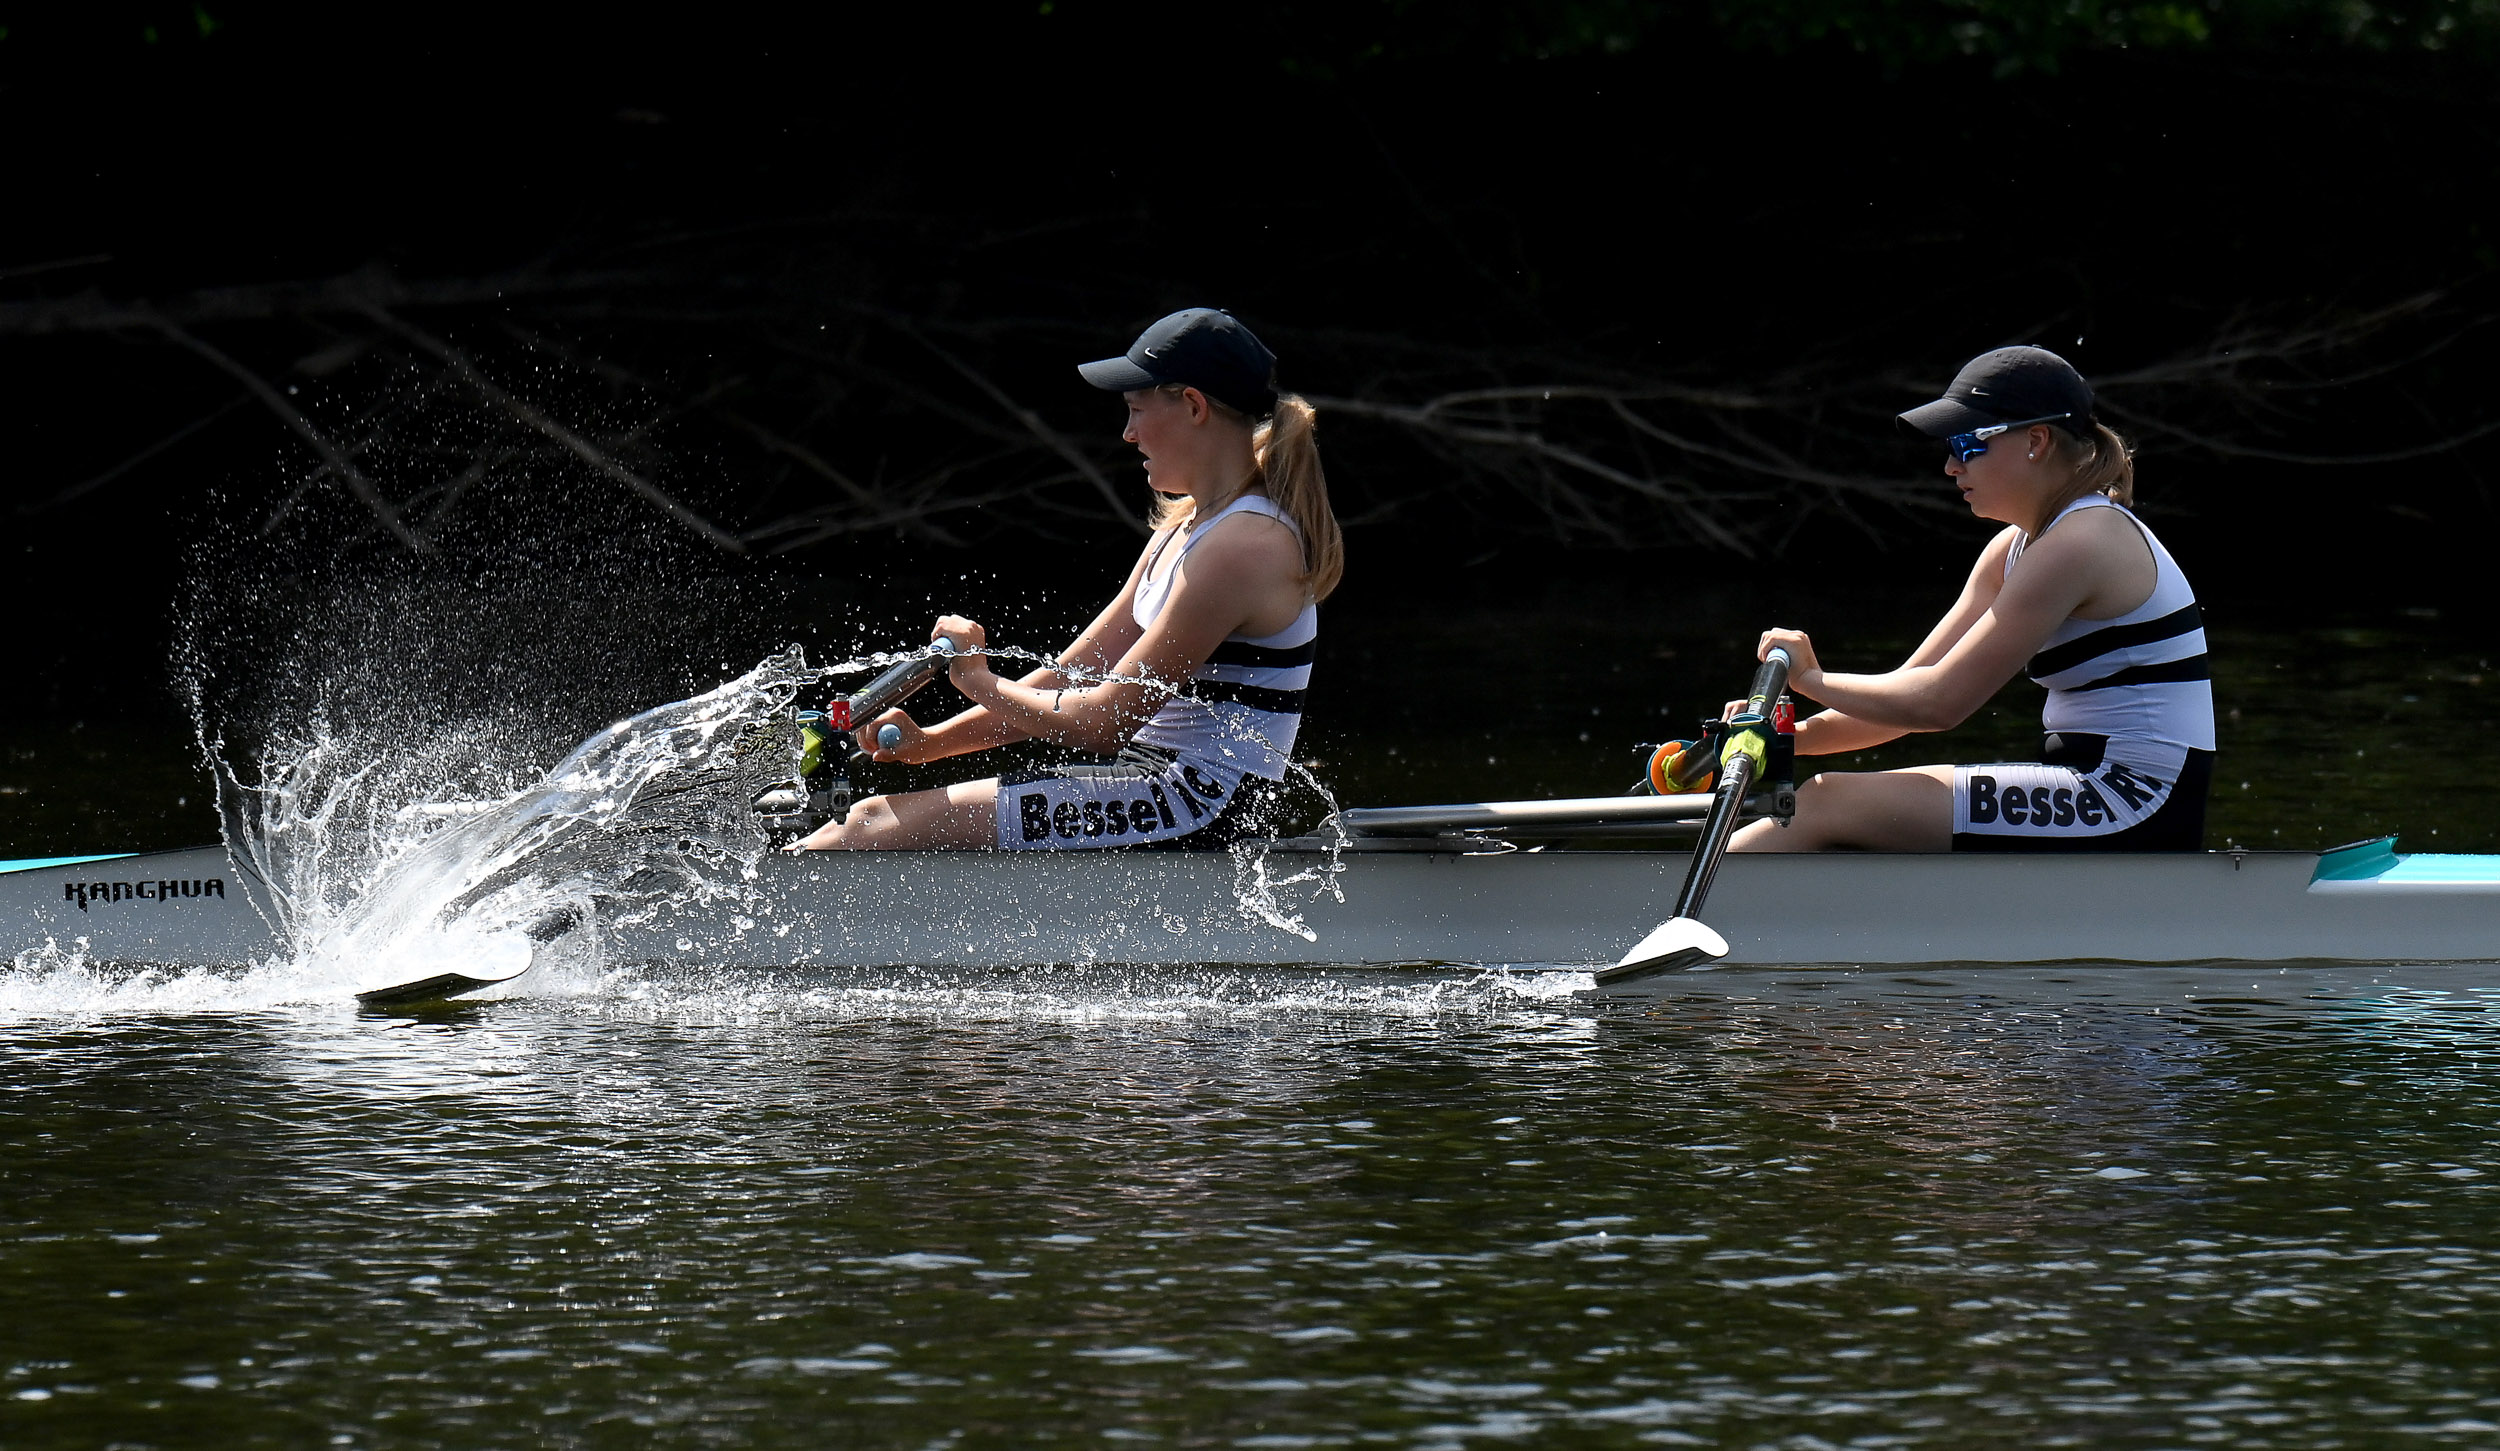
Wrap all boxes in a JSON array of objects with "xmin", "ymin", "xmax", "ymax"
[
  {"xmin": 2371, "ymin": 854, "xmax": 2500, "ymax": 885},
  {"xmin": 0, "ymin": 853, "xmax": 136, "ymax": 876},
  {"xmin": 2309, "ymin": 838, "xmax": 2500, "ymax": 885},
  {"xmin": 2310, "ymin": 837, "xmax": 2399, "ymax": 883}
]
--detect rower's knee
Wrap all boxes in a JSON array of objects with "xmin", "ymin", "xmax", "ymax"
[
  {"xmin": 1765, "ymin": 772, "xmax": 1854, "ymax": 851},
  {"xmin": 1794, "ymin": 769, "xmax": 1951, "ymax": 852},
  {"xmin": 793, "ymin": 795, "xmax": 896, "ymax": 851},
  {"xmin": 1739, "ymin": 771, "xmax": 1948, "ymax": 853}
]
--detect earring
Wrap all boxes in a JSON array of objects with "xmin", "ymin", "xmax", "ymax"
[{"xmin": 2027, "ymin": 451, "xmax": 2036, "ymax": 460}]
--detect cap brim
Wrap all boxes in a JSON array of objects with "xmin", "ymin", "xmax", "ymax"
[
  {"xmin": 1078, "ymin": 356, "xmax": 1160, "ymax": 392},
  {"xmin": 1896, "ymin": 396, "xmax": 1999, "ymax": 438}
]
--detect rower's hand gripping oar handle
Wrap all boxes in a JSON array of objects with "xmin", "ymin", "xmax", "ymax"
[
  {"xmin": 836, "ymin": 641, "xmax": 955, "ymax": 766},
  {"xmin": 1741, "ymin": 647, "xmax": 1793, "ymax": 723},
  {"xmin": 1669, "ymin": 647, "xmax": 1791, "ymax": 923}
]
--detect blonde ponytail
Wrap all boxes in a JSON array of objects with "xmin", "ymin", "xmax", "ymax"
[
  {"xmin": 2037, "ymin": 420, "xmax": 2138, "ymax": 529},
  {"xmin": 1255, "ymin": 393, "xmax": 1343, "ymax": 601},
  {"xmin": 2073, "ymin": 421, "xmax": 2136, "ymax": 508},
  {"xmin": 1142, "ymin": 388, "xmax": 1345, "ymax": 601}
]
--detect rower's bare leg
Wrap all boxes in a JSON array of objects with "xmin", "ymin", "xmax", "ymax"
[
  {"xmin": 791, "ymin": 779, "xmax": 997, "ymax": 851},
  {"xmin": 1729, "ymin": 766, "xmax": 1953, "ymax": 853}
]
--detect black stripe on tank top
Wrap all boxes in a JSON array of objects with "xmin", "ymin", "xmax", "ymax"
[
  {"xmin": 2027, "ymin": 603, "xmax": 2205, "ymax": 682},
  {"xmin": 2059, "ymin": 654, "xmax": 2212, "ymax": 693},
  {"xmin": 1186, "ymin": 679, "xmax": 1308, "ymax": 714},
  {"xmin": 1207, "ymin": 638, "xmax": 1318, "ymax": 669}
]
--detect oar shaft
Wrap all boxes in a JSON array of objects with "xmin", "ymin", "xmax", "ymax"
[
  {"xmin": 832, "ymin": 644, "xmax": 957, "ymax": 770},
  {"xmin": 1666, "ymin": 647, "xmax": 1790, "ymax": 923},
  {"xmin": 1671, "ymin": 747, "xmax": 1755, "ymax": 921},
  {"xmin": 845, "ymin": 649, "xmax": 952, "ymax": 724}
]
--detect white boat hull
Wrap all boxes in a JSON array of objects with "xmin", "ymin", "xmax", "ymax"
[{"xmin": 7, "ymin": 838, "xmax": 2496, "ymax": 973}]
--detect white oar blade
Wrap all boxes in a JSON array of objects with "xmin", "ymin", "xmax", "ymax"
[
  {"xmin": 353, "ymin": 923, "xmax": 548, "ymax": 1007},
  {"xmin": 1595, "ymin": 916, "xmax": 1729, "ymax": 984},
  {"xmin": 353, "ymin": 962, "xmax": 532, "ymax": 1007}
]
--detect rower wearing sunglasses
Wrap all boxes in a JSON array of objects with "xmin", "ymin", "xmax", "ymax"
[{"xmin": 1730, "ymin": 345, "xmax": 2212, "ymax": 853}]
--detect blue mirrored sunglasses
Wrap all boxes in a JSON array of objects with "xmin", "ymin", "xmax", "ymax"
[{"xmin": 1946, "ymin": 413, "xmax": 2075, "ymax": 463}]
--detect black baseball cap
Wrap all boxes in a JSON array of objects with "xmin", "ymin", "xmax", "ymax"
[
  {"xmin": 1078, "ymin": 308, "xmax": 1279, "ymax": 418},
  {"xmin": 1898, "ymin": 346, "xmax": 2097, "ymax": 438}
]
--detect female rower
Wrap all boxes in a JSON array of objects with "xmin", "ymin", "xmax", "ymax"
[
  {"xmin": 794, "ymin": 308, "xmax": 1342, "ymax": 851},
  {"xmin": 1730, "ymin": 345, "xmax": 2213, "ymax": 853}
]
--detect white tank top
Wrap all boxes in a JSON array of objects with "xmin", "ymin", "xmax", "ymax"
[
  {"xmin": 1127, "ymin": 494, "xmax": 1316, "ymax": 780},
  {"xmin": 2009, "ymin": 494, "xmax": 2216, "ymax": 761}
]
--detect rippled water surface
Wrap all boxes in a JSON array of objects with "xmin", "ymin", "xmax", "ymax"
[{"xmin": 10, "ymin": 965, "xmax": 2500, "ymax": 1447}]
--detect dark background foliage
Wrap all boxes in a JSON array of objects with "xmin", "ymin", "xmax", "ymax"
[{"xmin": 5, "ymin": 0, "xmax": 2496, "ymax": 731}]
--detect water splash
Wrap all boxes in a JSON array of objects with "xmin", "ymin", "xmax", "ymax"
[
  {"xmin": 209, "ymin": 647, "xmax": 814, "ymax": 998},
  {"xmin": 5, "ymin": 637, "xmax": 1384, "ymax": 1019},
  {"xmin": 1, "ymin": 935, "xmax": 344, "ymax": 1018}
]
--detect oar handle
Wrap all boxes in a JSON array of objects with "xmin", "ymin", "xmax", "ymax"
[
  {"xmin": 836, "ymin": 642, "xmax": 955, "ymax": 729},
  {"xmin": 1744, "ymin": 647, "xmax": 1792, "ymax": 717},
  {"xmin": 834, "ymin": 642, "xmax": 956, "ymax": 767}
]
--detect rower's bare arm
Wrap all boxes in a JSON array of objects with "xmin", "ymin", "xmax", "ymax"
[
  {"xmin": 1783, "ymin": 527, "xmax": 2085, "ymax": 734},
  {"xmin": 949, "ymin": 514, "xmax": 1301, "ymax": 753},
  {"xmin": 878, "ymin": 532, "xmax": 1164, "ymax": 762},
  {"xmin": 1786, "ymin": 530, "xmax": 2020, "ymax": 754},
  {"xmin": 1904, "ymin": 528, "xmax": 2019, "ymax": 668},
  {"xmin": 1054, "ymin": 535, "xmax": 1158, "ymax": 680},
  {"xmin": 873, "ymin": 658, "xmax": 1061, "ymax": 763},
  {"xmin": 1790, "ymin": 710, "xmax": 1906, "ymax": 756}
]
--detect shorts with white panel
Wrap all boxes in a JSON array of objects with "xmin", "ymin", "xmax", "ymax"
[
  {"xmin": 1951, "ymin": 734, "xmax": 2212, "ymax": 852},
  {"xmin": 995, "ymin": 742, "xmax": 1288, "ymax": 852}
]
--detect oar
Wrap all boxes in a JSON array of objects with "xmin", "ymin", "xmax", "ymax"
[
  {"xmin": 353, "ymin": 906, "xmax": 578, "ymax": 1007},
  {"xmin": 1598, "ymin": 647, "xmax": 1791, "ymax": 983},
  {"xmin": 835, "ymin": 642, "xmax": 956, "ymax": 765}
]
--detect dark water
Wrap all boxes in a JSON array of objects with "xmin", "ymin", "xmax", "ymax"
[{"xmin": 9, "ymin": 966, "xmax": 2500, "ymax": 1446}]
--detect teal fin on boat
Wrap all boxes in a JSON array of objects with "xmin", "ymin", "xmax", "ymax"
[{"xmin": 2310, "ymin": 837, "xmax": 2399, "ymax": 883}]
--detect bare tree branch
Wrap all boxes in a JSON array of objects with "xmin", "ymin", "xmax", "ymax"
[
  {"xmin": 897, "ymin": 321, "xmax": 1148, "ymax": 536},
  {"xmin": 151, "ymin": 313, "xmax": 431, "ymax": 552},
  {"xmin": 0, "ymin": 252, "xmax": 113, "ymax": 285},
  {"xmin": 11, "ymin": 253, "xmax": 2488, "ymax": 562},
  {"xmin": 2102, "ymin": 400, "xmax": 2500, "ymax": 464},
  {"xmin": 419, "ymin": 448, "xmax": 520, "ymax": 532},
  {"xmin": 1310, "ymin": 392, "xmax": 1757, "ymax": 553},
  {"xmin": 1406, "ymin": 381, "xmax": 1774, "ymax": 413},
  {"xmin": 742, "ymin": 483, "xmax": 1039, "ymax": 551},
  {"xmin": 31, "ymin": 394, "xmax": 249, "ymax": 511},
  {"xmin": 0, "ymin": 265, "xmax": 648, "ymax": 338},
  {"xmin": 1601, "ymin": 397, "xmax": 1923, "ymax": 498},
  {"xmin": 716, "ymin": 408, "xmax": 884, "ymax": 503},
  {"xmin": 360, "ymin": 304, "xmax": 748, "ymax": 554}
]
